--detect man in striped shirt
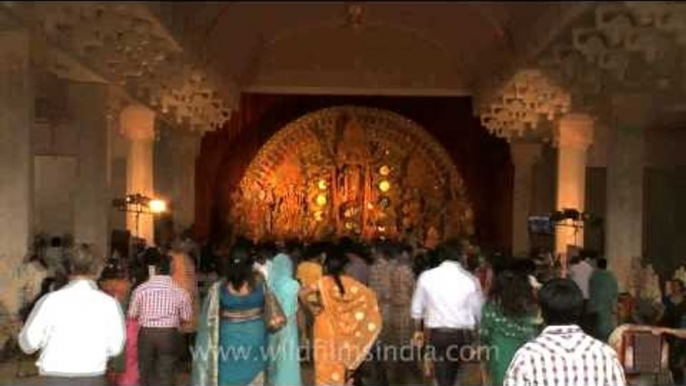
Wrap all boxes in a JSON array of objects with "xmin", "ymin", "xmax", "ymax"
[
  {"xmin": 128, "ymin": 249, "xmax": 192, "ymax": 386},
  {"xmin": 504, "ymin": 278, "xmax": 626, "ymax": 386}
]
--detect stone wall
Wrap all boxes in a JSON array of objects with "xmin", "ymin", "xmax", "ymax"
[{"xmin": 33, "ymin": 155, "xmax": 77, "ymax": 236}]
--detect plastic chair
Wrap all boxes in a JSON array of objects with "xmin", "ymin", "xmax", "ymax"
[{"xmin": 623, "ymin": 331, "xmax": 672, "ymax": 385}]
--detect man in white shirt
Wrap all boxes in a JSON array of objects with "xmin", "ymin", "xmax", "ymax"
[
  {"xmin": 19, "ymin": 244, "xmax": 126, "ymax": 386},
  {"xmin": 411, "ymin": 239, "xmax": 484, "ymax": 386},
  {"xmin": 568, "ymin": 253, "xmax": 595, "ymax": 300},
  {"xmin": 568, "ymin": 252, "xmax": 597, "ymax": 333},
  {"xmin": 254, "ymin": 241, "xmax": 276, "ymax": 280}
]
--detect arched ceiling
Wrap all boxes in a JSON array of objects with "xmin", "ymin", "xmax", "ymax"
[
  {"xmin": 0, "ymin": 1, "xmax": 597, "ymax": 134},
  {"xmin": 167, "ymin": 2, "xmax": 582, "ymax": 96}
]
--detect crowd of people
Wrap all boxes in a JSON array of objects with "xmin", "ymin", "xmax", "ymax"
[{"xmin": 12, "ymin": 232, "xmax": 686, "ymax": 386}]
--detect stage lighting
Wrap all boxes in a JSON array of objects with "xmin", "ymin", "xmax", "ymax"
[
  {"xmin": 112, "ymin": 193, "xmax": 169, "ymax": 238},
  {"xmin": 562, "ymin": 208, "xmax": 580, "ymax": 221},
  {"xmin": 550, "ymin": 211, "xmax": 566, "ymax": 222},
  {"xmin": 149, "ymin": 199, "xmax": 168, "ymax": 214},
  {"xmin": 550, "ymin": 209, "xmax": 582, "ymax": 222}
]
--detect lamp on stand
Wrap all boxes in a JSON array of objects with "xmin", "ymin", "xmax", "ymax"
[{"xmin": 112, "ymin": 193, "xmax": 168, "ymax": 239}]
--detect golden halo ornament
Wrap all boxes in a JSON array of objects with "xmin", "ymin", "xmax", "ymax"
[{"xmin": 379, "ymin": 180, "xmax": 391, "ymax": 192}]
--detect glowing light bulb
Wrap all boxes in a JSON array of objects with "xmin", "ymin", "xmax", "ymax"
[
  {"xmin": 379, "ymin": 180, "xmax": 391, "ymax": 192},
  {"xmin": 149, "ymin": 199, "xmax": 167, "ymax": 214},
  {"xmin": 315, "ymin": 194, "xmax": 327, "ymax": 206}
]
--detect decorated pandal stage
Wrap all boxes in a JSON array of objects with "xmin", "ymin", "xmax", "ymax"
[{"xmin": 228, "ymin": 106, "xmax": 475, "ymax": 245}]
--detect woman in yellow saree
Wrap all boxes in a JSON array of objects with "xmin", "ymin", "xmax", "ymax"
[{"xmin": 300, "ymin": 248, "xmax": 382, "ymax": 386}]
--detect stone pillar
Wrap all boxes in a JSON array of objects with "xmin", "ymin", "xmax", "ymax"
[
  {"xmin": 0, "ymin": 30, "xmax": 33, "ymax": 315},
  {"xmin": 606, "ymin": 95, "xmax": 652, "ymax": 291},
  {"xmin": 69, "ymin": 82, "xmax": 110, "ymax": 257},
  {"xmin": 165, "ymin": 129, "xmax": 202, "ymax": 234},
  {"xmin": 120, "ymin": 105, "xmax": 156, "ymax": 245},
  {"xmin": 511, "ymin": 142, "xmax": 542, "ymax": 256},
  {"xmin": 555, "ymin": 114, "xmax": 594, "ymax": 255}
]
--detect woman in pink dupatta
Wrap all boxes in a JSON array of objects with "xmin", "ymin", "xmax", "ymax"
[
  {"xmin": 117, "ymin": 319, "xmax": 140, "ymax": 386},
  {"xmin": 100, "ymin": 266, "xmax": 139, "ymax": 386}
]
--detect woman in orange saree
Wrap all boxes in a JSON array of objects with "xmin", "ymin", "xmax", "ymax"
[{"xmin": 300, "ymin": 248, "xmax": 382, "ymax": 386}]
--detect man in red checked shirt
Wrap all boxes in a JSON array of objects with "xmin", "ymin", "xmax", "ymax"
[{"xmin": 128, "ymin": 249, "xmax": 192, "ymax": 386}]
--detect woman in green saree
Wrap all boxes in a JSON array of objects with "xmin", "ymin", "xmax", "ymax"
[
  {"xmin": 480, "ymin": 269, "xmax": 538, "ymax": 386},
  {"xmin": 192, "ymin": 241, "xmax": 268, "ymax": 386},
  {"xmin": 266, "ymin": 253, "xmax": 301, "ymax": 386}
]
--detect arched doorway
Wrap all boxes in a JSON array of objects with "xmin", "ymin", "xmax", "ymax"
[{"xmin": 228, "ymin": 106, "xmax": 473, "ymax": 245}]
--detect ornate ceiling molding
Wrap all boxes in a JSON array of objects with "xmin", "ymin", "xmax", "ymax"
[
  {"xmin": 476, "ymin": 1, "xmax": 686, "ymax": 134},
  {"xmin": 570, "ymin": 3, "xmax": 683, "ymax": 86},
  {"xmin": 536, "ymin": 1, "xmax": 686, "ymax": 122},
  {"xmin": 475, "ymin": 69, "xmax": 572, "ymax": 142},
  {"xmin": 32, "ymin": 3, "xmax": 180, "ymax": 83},
  {"xmin": 133, "ymin": 57, "xmax": 232, "ymax": 132},
  {"xmin": 471, "ymin": 3, "xmax": 594, "ymax": 112},
  {"xmin": 537, "ymin": 43, "xmax": 613, "ymax": 121},
  {"xmin": 2, "ymin": 2, "xmax": 234, "ymax": 133}
]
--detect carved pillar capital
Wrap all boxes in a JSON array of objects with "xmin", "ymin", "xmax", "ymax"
[
  {"xmin": 31, "ymin": 2, "xmax": 233, "ymax": 132},
  {"xmin": 120, "ymin": 104, "xmax": 155, "ymax": 142},
  {"xmin": 476, "ymin": 69, "xmax": 572, "ymax": 142},
  {"xmin": 556, "ymin": 113, "xmax": 595, "ymax": 150}
]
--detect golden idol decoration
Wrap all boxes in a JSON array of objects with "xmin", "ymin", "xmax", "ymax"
[{"xmin": 229, "ymin": 106, "xmax": 474, "ymax": 243}]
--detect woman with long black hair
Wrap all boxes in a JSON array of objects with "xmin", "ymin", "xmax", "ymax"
[
  {"xmin": 192, "ymin": 241, "xmax": 269, "ymax": 386},
  {"xmin": 299, "ymin": 245, "xmax": 382, "ymax": 386},
  {"xmin": 479, "ymin": 269, "xmax": 538, "ymax": 385}
]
